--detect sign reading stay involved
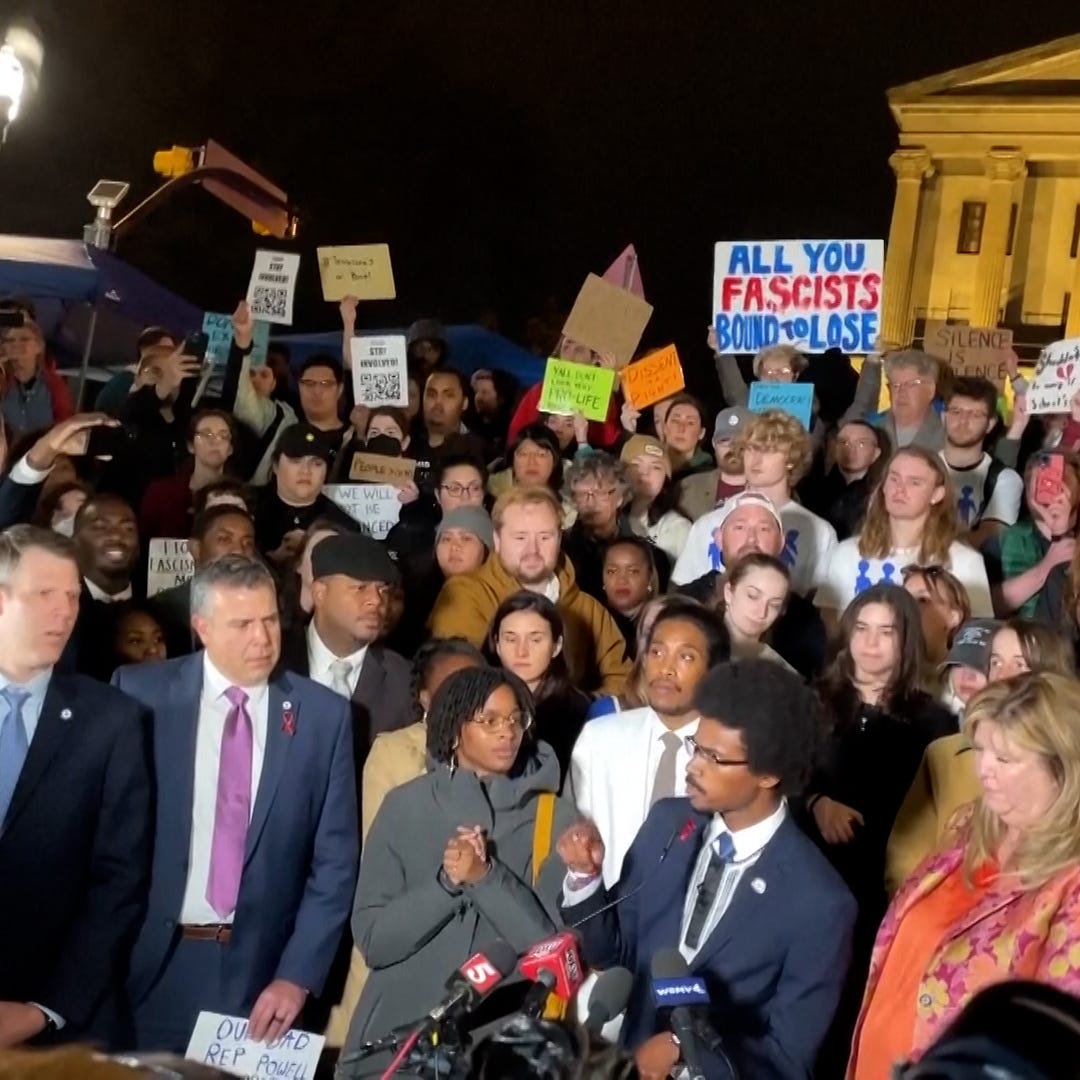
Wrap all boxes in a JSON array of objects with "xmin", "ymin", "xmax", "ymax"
[
  {"xmin": 538, "ymin": 358, "xmax": 616, "ymax": 421},
  {"xmin": 348, "ymin": 452, "xmax": 416, "ymax": 487},
  {"xmin": 1028, "ymin": 337, "xmax": 1080, "ymax": 415},
  {"xmin": 324, "ymin": 483, "xmax": 402, "ymax": 540},
  {"xmin": 923, "ymin": 323, "xmax": 1013, "ymax": 390},
  {"xmin": 620, "ymin": 345, "xmax": 685, "ymax": 409},
  {"xmin": 147, "ymin": 538, "xmax": 194, "ymax": 598},
  {"xmin": 317, "ymin": 244, "xmax": 397, "ymax": 302},
  {"xmin": 185, "ymin": 1010, "xmax": 324, "ymax": 1079},
  {"xmin": 561, "ymin": 273, "xmax": 653, "ymax": 369}
]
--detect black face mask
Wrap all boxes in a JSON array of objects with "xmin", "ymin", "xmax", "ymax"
[{"xmin": 365, "ymin": 433, "xmax": 403, "ymax": 458}]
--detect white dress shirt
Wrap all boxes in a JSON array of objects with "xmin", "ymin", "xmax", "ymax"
[
  {"xmin": 84, "ymin": 577, "xmax": 133, "ymax": 603},
  {"xmin": 306, "ymin": 620, "xmax": 367, "ymax": 698},
  {"xmin": 178, "ymin": 654, "xmax": 270, "ymax": 925}
]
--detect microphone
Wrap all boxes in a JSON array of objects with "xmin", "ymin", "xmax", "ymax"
[
  {"xmin": 651, "ymin": 949, "xmax": 721, "ymax": 1080},
  {"xmin": 518, "ymin": 968, "xmax": 558, "ymax": 1019},
  {"xmin": 517, "ymin": 930, "xmax": 586, "ymax": 1001},
  {"xmin": 427, "ymin": 939, "xmax": 519, "ymax": 1023},
  {"xmin": 583, "ymin": 966, "xmax": 634, "ymax": 1035}
]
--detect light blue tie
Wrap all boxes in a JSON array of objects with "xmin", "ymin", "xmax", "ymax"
[{"xmin": 0, "ymin": 686, "xmax": 31, "ymax": 825}]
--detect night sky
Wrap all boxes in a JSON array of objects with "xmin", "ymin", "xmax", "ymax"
[{"xmin": 0, "ymin": 2, "xmax": 1077, "ymax": 366}]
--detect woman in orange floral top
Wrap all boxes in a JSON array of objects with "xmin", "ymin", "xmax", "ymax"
[{"xmin": 848, "ymin": 672, "xmax": 1080, "ymax": 1078}]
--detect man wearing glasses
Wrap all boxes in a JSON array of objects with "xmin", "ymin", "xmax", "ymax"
[{"xmin": 559, "ymin": 659, "xmax": 855, "ymax": 1080}]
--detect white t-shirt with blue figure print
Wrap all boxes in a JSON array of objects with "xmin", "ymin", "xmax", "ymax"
[{"xmin": 939, "ymin": 452, "xmax": 1022, "ymax": 529}]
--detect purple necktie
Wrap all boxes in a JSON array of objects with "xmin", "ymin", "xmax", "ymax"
[{"xmin": 206, "ymin": 686, "xmax": 253, "ymax": 919}]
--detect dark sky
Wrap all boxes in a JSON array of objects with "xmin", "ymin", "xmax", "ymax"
[{"xmin": 0, "ymin": 1, "xmax": 1077, "ymax": 361}]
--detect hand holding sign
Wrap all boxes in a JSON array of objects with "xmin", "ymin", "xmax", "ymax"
[{"xmin": 248, "ymin": 979, "xmax": 307, "ymax": 1044}]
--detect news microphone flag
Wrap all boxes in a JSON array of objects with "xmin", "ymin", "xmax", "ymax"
[
  {"xmin": 517, "ymin": 931, "xmax": 585, "ymax": 1001},
  {"xmin": 652, "ymin": 977, "xmax": 710, "ymax": 1007}
]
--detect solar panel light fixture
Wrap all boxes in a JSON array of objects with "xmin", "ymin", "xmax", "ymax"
[{"xmin": 84, "ymin": 180, "xmax": 131, "ymax": 249}]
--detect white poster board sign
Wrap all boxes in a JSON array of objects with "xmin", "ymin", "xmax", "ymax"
[
  {"xmin": 246, "ymin": 250, "xmax": 300, "ymax": 325},
  {"xmin": 324, "ymin": 483, "xmax": 402, "ymax": 540},
  {"xmin": 185, "ymin": 1011, "xmax": 324, "ymax": 1079},
  {"xmin": 350, "ymin": 334, "xmax": 409, "ymax": 407},
  {"xmin": 147, "ymin": 538, "xmax": 194, "ymax": 598},
  {"xmin": 1028, "ymin": 337, "xmax": 1080, "ymax": 415}
]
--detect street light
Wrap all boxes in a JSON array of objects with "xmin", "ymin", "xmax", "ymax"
[{"xmin": 0, "ymin": 18, "xmax": 42, "ymax": 145}]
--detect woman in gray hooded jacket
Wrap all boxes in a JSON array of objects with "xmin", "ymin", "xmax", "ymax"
[{"xmin": 340, "ymin": 666, "xmax": 580, "ymax": 1071}]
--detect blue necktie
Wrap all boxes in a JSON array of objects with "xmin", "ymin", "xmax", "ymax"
[
  {"xmin": 0, "ymin": 686, "xmax": 31, "ymax": 825},
  {"xmin": 684, "ymin": 831, "xmax": 737, "ymax": 950}
]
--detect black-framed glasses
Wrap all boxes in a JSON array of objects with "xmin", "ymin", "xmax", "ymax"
[{"xmin": 686, "ymin": 734, "xmax": 748, "ymax": 768}]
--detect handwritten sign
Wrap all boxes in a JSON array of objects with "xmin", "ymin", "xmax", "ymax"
[
  {"xmin": 350, "ymin": 334, "xmax": 409, "ymax": 407},
  {"xmin": 317, "ymin": 244, "xmax": 396, "ymax": 302},
  {"xmin": 185, "ymin": 1011, "xmax": 324, "ymax": 1079},
  {"xmin": 924, "ymin": 323, "xmax": 1013, "ymax": 390},
  {"xmin": 747, "ymin": 381, "xmax": 815, "ymax": 430},
  {"xmin": 620, "ymin": 345, "xmax": 685, "ymax": 409},
  {"xmin": 348, "ymin": 452, "xmax": 416, "ymax": 487},
  {"xmin": 561, "ymin": 273, "xmax": 654, "ymax": 369},
  {"xmin": 146, "ymin": 538, "xmax": 194, "ymax": 598},
  {"xmin": 538, "ymin": 358, "xmax": 616, "ymax": 421},
  {"xmin": 246, "ymin": 249, "xmax": 300, "ymax": 325},
  {"xmin": 1028, "ymin": 337, "xmax": 1080, "ymax": 415},
  {"xmin": 713, "ymin": 240, "xmax": 883, "ymax": 354},
  {"xmin": 202, "ymin": 312, "xmax": 270, "ymax": 370},
  {"xmin": 324, "ymin": 483, "xmax": 402, "ymax": 540}
]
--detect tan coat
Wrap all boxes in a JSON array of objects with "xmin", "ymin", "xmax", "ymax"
[{"xmin": 676, "ymin": 468, "xmax": 720, "ymax": 523}]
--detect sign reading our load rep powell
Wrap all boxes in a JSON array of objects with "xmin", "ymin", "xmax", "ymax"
[{"xmin": 713, "ymin": 240, "xmax": 883, "ymax": 355}]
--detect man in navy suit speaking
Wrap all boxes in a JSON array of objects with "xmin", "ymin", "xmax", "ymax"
[{"xmin": 559, "ymin": 659, "xmax": 856, "ymax": 1079}]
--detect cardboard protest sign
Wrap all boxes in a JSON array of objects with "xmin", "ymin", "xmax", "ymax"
[
  {"xmin": 561, "ymin": 273, "xmax": 654, "ymax": 369},
  {"xmin": 350, "ymin": 334, "xmax": 409, "ymax": 407},
  {"xmin": 202, "ymin": 312, "xmax": 270, "ymax": 370},
  {"xmin": 146, "ymin": 538, "xmax": 194, "ymax": 598},
  {"xmin": 348, "ymin": 452, "xmax": 416, "ymax": 487},
  {"xmin": 186, "ymin": 1011, "xmax": 324, "ymax": 1079},
  {"xmin": 602, "ymin": 244, "xmax": 645, "ymax": 298},
  {"xmin": 747, "ymin": 381, "xmax": 815, "ymax": 430},
  {"xmin": 538, "ymin": 358, "xmax": 616, "ymax": 421},
  {"xmin": 1027, "ymin": 338, "xmax": 1080, "ymax": 415},
  {"xmin": 713, "ymin": 240, "xmax": 883, "ymax": 354},
  {"xmin": 924, "ymin": 323, "xmax": 1013, "ymax": 390},
  {"xmin": 246, "ymin": 250, "xmax": 300, "ymax": 325},
  {"xmin": 317, "ymin": 244, "xmax": 396, "ymax": 302},
  {"xmin": 620, "ymin": 345, "xmax": 684, "ymax": 409},
  {"xmin": 324, "ymin": 483, "xmax": 402, "ymax": 540}
]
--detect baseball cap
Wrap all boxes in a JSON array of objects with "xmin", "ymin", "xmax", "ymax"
[
  {"xmin": 311, "ymin": 532, "xmax": 400, "ymax": 586},
  {"xmin": 943, "ymin": 619, "xmax": 1000, "ymax": 672},
  {"xmin": 276, "ymin": 422, "xmax": 334, "ymax": 464},
  {"xmin": 713, "ymin": 406, "xmax": 754, "ymax": 441},
  {"xmin": 620, "ymin": 435, "xmax": 671, "ymax": 477},
  {"xmin": 713, "ymin": 490, "xmax": 783, "ymax": 532}
]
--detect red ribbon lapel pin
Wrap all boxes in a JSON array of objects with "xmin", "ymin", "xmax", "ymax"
[{"xmin": 281, "ymin": 701, "xmax": 296, "ymax": 736}]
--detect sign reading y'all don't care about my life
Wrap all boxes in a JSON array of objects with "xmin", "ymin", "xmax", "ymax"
[{"xmin": 713, "ymin": 239, "xmax": 883, "ymax": 355}]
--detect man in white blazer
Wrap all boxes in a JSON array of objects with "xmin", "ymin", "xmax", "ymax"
[{"xmin": 570, "ymin": 599, "xmax": 729, "ymax": 886}]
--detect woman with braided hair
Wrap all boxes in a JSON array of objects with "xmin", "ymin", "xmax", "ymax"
[{"xmin": 341, "ymin": 666, "xmax": 579, "ymax": 1071}]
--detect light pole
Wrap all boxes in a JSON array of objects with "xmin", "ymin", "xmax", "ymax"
[{"xmin": 0, "ymin": 17, "xmax": 43, "ymax": 146}]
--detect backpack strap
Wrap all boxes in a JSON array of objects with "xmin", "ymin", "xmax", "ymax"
[{"xmin": 976, "ymin": 456, "xmax": 1005, "ymax": 524}]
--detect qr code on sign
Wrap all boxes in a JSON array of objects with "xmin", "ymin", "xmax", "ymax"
[
  {"xmin": 251, "ymin": 285, "xmax": 288, "ymax": 319},
  {"xmin": 357, "ymin": 371, "xmax": 402, "ymax": 404}
]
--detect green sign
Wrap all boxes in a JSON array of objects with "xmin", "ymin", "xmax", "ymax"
[{"xmin": 538, "ymin": 358, "xmax": 616, "ymax": 422}]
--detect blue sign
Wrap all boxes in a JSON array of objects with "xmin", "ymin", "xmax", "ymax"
[
  {"xmin": 652, "ymin": 977, "xmax": 710, "ymax": 1007},
  {"xmin": 202, "ymin": 312, "xmax": 270, "ymax": 370},
  {"xmin": 747, "ymin": 380, "xmax": 814, "ymax": 430}
]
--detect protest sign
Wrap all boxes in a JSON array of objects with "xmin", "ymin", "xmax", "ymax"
[
  {"xmin": 350, "ymin": 334, "xmax": 409, "ymax": 407},
  {"xmin": 246, "ymin": 250, "xmax": 300, "ymax": 325},
  {"xmin": 620, "ymin": 345, "xmax": 684, "ymax": 409},
  {"xmin": 1027, "ymin": 337, "xmax": 1080, "ymax": 415},
  {"xmin": 712, "ymin": 240, "xmax": 883, "ymax": 355},
  {"xmin": 561, "ymin": 273, "xmax": 654, "ymax": 369},
  {"xmin": 923, "ymin": 322, "xmax": 1013, "ymax": 390},
  {"xmin": 147, "ymin": 539, "xmax": 194, "ymax": 598},
  {"xmin": 324, "ymin": 483, "xmax": 402, "ymax": 540},
  {"xmin": 348, "ymin": 452, "xmax": 416, "ymax": 487},
  {"xmin": 202, "ymin": 312, "xmax": 270, "ymax": 370},
  {"xmin": 538, "ymin": 358, "xmax": 616, "ymax": 421},
  {"xmin": 317, "ymin": 244, "xmax": 396, "ymax": 302},
  {"xmin": 747, "ymin": 381, "xmax": 815, "ymax": 430},
  {"xmin": 602, "ymin": 243, "xmax": 645, "ymax": 298},
  {"xmin": 186, "ymin": 1011, "xmax": 324, "ymax": 1079}
]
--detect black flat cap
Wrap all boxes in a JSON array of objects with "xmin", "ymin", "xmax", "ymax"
[{"xmin": 311, "ymin": 532, "xmax": 400, "ymax": 585}]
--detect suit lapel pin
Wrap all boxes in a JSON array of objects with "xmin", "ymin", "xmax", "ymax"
[
  {"xmin": 750, "ymin": 877, "xmax": 766, "ymax": 894},
  {"xmin": 60, "ymin": 708, "xmax": 72, "ymax": 721},
  {"xmin": 281, "ymin": 702, "xmax": 296, "ymax": 736}
]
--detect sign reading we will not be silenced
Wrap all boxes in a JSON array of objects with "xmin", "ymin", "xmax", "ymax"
[
  {"xmin": 713, "ymin": 240, "xmax": 883, "ymax": 355},
  {"xmin": 186, "ymin": 1011, "xmax": 324, "ymax": 1079},
  {"xmin": 747, "ymin": 381, "xmax": 815, "ymax": 430},
  {"xmin": 324, "ymin": 484, "xmax": 402, "ymax": 540},
  {"xmin": 538, "ymin": 358, "xmax": 617, "ymax": 422},
  {"xmin": 620, "ymin": 345, "xmax": 685, "ymax": 409}
]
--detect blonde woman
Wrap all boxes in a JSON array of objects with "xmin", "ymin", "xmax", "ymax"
[
  {"xmin": 849, "ymin": 673, "xmax": 1080, "ymax": 1076},
  {"xmin": 711, "ymin": 552, "xmax": 794, "ymax": 671},
  {"xmin": 815, "ymin": 448, "xmax": 993, "ymax": 617}
]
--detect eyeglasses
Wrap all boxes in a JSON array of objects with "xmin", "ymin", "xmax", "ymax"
[
  {"xmin": 945, "ymin": 406, "xmax": 989, "ymax": 422},
  {"xmin": 762, "ymin": 366, "xmax": 793, "ymax": 377},
  {"xmin": 441, "ymin": 481, "xmax": 485, "ymax": 498},
  {"xmin": 194, "ymin": 429, "xmax": 232, "ymax": 443},
  {"xmin": 575, "ymin": 487, "xmax": 618, "ymax": 504},
  {"xmin": 686, "ymin": 734, "xmax": 748, "ymax": 768},
  {"xmin": 299, "ymin": 378, "xmax": 338, "ymax": 390},
  {"xmin": 887, "ymin": 377, "xmax": 929, "ymax": 394},
  {"xmin": 471, "ymin": 709, "xmax": 533, "ymax": 733},
  {"xmin": 900, "ymin": 563, "xmax": 948, "ymax": 581},
  {"xmin": 837, "ymin": 437, "xmax": 875, "ymax": 450}
]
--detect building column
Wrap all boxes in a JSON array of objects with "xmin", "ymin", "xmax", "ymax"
[
  {"xmin": 880, "ymin": 148, "xmax": 934, "ymax": 347},
  {"xmin": 1067, "ymin": 247, "xmax": 1080, "ymax": 338},
  {"xmin": 970, "ymin": 150, "xmax": 1027, "ymax": 328}
]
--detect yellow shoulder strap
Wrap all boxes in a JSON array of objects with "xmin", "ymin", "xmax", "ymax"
[{"xmin": 532, "ymin": 791, "xmax": 556, "ymax": 886}]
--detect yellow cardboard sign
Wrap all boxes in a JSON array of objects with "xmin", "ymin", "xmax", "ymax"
[
  {"xmin": 317, "ymin": 244, "xmax": 397, "ymax": 302},
  {"xmin": 348, "ymin": 452, "xmax": 416, "ymax": 487},
  {"xmin": 538, "ymin": 358, "xmax": 616, "ymax": 421},
  {"xmin": 620, "ymin": 345, "xmax": 685, "ymax": 409}
]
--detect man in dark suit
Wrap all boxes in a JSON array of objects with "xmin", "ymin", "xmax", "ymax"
[
  {"xmin": 559, "ymin": 659, "xmax": 856, "ymax": 1080},
  {"xmin": 282, "ymin": 531, "xmax": 413, "ymax": 775},
  {"xmin": 114, "ymin": 554, "xmax": 358, "ymax": 1053},
  {"xmin": 0, "ymin": 525, "xmax": 152, "ymax": 1049}
]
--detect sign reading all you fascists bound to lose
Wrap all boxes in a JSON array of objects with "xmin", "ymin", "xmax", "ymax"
[{"xmin": 713, "ymin": 240, "xmax": 883, "ymax": 355}]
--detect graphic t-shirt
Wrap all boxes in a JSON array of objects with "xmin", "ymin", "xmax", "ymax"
[{"xmin": 939, "ymin": 452, "xmax": 1022, "ymax": 529}]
